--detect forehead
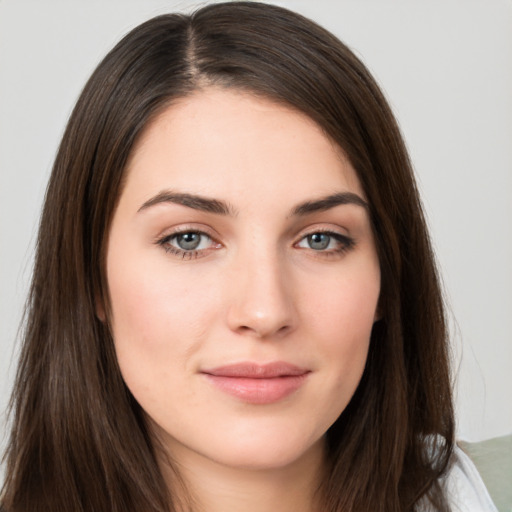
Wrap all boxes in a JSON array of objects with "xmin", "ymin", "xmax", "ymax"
[{"xmin": 122, "ymin": 88, "xmax": 365, "ymax": 205}]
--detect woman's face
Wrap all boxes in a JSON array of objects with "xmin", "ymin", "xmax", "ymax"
[{"xmin": 106, "ymin": 88, "xmax": 380, "ymax": 471}]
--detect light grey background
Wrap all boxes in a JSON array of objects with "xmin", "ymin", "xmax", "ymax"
[{"xmin": 1, "ymin": 0, "xmax": 511, "ymax": 470}]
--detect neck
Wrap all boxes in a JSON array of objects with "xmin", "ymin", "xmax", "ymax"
[{"xmin": 158, "ymin": 440, "xmax": 326, "ymax": 512}]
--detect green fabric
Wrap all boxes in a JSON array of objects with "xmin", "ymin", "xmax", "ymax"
[{"xmin": 459, "ymin": 434, "xmax": 512, "ymax": 512}]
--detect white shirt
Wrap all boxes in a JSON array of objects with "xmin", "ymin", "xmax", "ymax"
[{"xmin": 420, "ymin": 445, "xmax": 498, "ymax": 511}]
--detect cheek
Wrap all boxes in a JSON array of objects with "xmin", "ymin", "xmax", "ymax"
[
  {"xmin": 108, "ymin": 241, "xmax": 217, "ymax": 336},
  {"xmin": 106, "ymin": 249, "xmax": 219, "ymax": 398},
  {"xmin": 306, "ymin": 262, "xmax": 380, "ymax": 343},
  {"xmin": 300, "ymin": 261, "xmax": 379, "ymax": 401}
]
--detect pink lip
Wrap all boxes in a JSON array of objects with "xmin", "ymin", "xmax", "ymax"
[{"xmin": 201, "ymin": 362, "xmax": 310, "ymax": 404}]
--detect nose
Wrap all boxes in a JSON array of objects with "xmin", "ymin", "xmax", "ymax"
[{"xmin": 226, "ymin": 247, "xmax": 297, "ymax": 339}]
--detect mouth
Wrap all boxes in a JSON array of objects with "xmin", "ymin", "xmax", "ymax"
[{"xmin": 201, "ymin": 362, "xmax": 311, "ymax": 404}]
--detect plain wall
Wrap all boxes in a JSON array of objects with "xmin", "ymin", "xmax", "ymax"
[{"xmin": 1, "ymin": 0, "xmax": 511, "ymax": 475}]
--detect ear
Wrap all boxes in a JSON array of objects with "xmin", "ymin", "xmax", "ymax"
[
  {"xmin": 373, "ymin": 296, "xmax": 383, "ymax": 323},
  {"xmin": 95, "ymin": 294, "xmax": 106, "ymax": 322}
]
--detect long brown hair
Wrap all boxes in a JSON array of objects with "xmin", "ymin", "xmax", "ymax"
[{"xmin": 2, "ymin": 2, "xmax": 454, "ymax": 511}]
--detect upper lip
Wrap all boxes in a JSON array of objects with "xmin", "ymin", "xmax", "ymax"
[{"xmin": 201, "ymin": 362, "xmax": 310, "ymax": 378}]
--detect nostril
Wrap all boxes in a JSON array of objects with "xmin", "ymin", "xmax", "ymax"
[
  {"xmin": 235, "ymin": 322, "xmax": 292, "ymax": 339},
  {"xmin": 226, "ymin": 268, "xmax": 297, "ymax": 338}
]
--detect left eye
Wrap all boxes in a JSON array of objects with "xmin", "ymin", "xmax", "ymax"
[{"xmin": 296, "ymin": 232, "xmax": 348, "ymax": 251}]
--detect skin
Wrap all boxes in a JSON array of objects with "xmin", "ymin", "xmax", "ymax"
[{"xmin": 105, "ymin": 88, "xmax": 381, "ymax": 512}]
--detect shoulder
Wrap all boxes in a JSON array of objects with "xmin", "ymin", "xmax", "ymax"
[
  {"xmin": 416, "ymin": 442, "xmax": 498, "ymax": 512},
  {"xmin": 440, "ymin": 444, "xmax": 498, "ymax": 512}
]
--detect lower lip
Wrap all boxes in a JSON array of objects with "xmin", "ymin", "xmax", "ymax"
[{"xmin": 203, "ymin": 374, "xmax": 309, "ymax": 404}]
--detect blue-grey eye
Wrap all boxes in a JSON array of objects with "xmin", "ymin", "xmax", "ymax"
[
  {"xmin": 307, "ymin": 233, "xmax": 331, "ymax": 250},
  {"xmin": 158, "ymin": 230, "xmax": 218, "ymax": 258},
  {"xmin": 296, "ymin": 231, "xmax": 353, "ymax": 253},
  {"xmin": 175, "ymin": 232, "xmax": 203, "ymax": 250}
]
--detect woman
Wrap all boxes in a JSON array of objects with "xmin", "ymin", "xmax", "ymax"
[{"xmin": 0, "ymin": 2, "xmax": 497, "ymax": 511}]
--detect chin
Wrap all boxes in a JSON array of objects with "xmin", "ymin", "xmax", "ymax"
[{"xmin": 197, "ymin": 422, "xmax": 326, "ymax": 472}]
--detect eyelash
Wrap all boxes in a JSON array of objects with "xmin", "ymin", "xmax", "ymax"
[
  {"xmin": 156, "ymin": 228, "xmax": 355, "ymax": 260},
  {"xmin": 294, "ymin": 229, "xmax": 355, "ymax": 257},
  {"xmin": 156, "ymin": 229, "xmax": 219, "ymax": 260}
]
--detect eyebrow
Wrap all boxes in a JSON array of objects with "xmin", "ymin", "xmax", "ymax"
[
  {"xmin": 291, "ymin": 192, "xmax": 368, "ymax": 216},
  {"xmin": 138, "ymin": 191, "xmax": 236, "ymax": 216},
  {"xmin": 137, "ymin": 190, "xmax": 368, "ymax": 216}
]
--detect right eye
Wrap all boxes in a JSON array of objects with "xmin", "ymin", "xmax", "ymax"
[
  {"xmin": 170, "ymin": 232, "xmax": 210, "ymax": 251},
  {"xmin": 157, "ymin": 230, "xmax": 221, "ymax": 260}
]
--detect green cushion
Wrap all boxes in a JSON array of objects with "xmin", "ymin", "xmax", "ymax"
[{"xmin": 459, "ymin": 434, "xmax": 512, "ymax": 512}]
